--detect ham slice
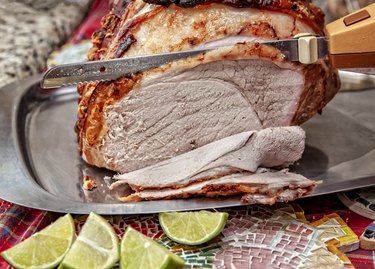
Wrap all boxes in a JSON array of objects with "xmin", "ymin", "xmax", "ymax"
[{"xmin": 116, "ymin": 169, "xmax": 316, "ymax": 203}]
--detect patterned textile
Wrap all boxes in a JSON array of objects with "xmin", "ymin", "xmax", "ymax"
[
  {"xmin": 0, "ymin": 200, "xmax": 58, "ymax": 268},
  {"xmin": 0, "ymin": 0, "xmax": 92, "ymax": 88},
  {"xmin": 1, "ymin": 0, "xmax": 375, "ymax": 268}
]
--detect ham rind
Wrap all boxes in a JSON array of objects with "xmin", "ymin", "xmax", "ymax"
[
  {"xmin": 118, "ymin": 169, "xmax": 316, "ymax": 203},
  {"xmin": 111, "ymin": 126, "xmax": 305, "ymax": 189}
]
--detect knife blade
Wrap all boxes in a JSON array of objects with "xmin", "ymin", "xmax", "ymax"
[{"xmin": 41, "ymin": 37, "xmax": 328, "ymax": 89}]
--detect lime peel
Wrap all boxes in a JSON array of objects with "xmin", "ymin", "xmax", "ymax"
[
  {"xmin": 159, "ymin": 210, "xmax": 229, "ymax": 245},
  {"xmin": 120, "ymin": 226, "xmax": 184, "ymax": 269},
  {"xmin": 61, "ymin": 212, "xmax": 119, "ymax": 269},
  {"xmin": 0, "ymin": 214, "xmax": 75, "ymax": 269}
]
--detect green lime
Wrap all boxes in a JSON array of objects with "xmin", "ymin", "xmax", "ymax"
[
  {"xmin": 1, "ymin": 214, "xmax": 75, "ymax": 269},
  {"xmin": 61, "ymin": 212, "xmax": 119, "ymax": 269},
  {"xmin": 159, "ymin": 210, "xmax": 228, "ymax": 245},
  {"xmin": 120, "ymin": 227, "xmax": 184, "ymax": 269}
]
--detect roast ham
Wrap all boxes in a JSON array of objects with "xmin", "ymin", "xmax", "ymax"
[{"xmin": 76, "ymin": 0, "xmax": 340, "ymax": 203}]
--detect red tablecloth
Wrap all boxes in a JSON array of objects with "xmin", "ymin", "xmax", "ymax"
[{"xmin": 1, "ymin": 1, "xmax": 374, "ymax": 268}]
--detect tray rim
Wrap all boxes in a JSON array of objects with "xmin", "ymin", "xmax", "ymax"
[{"xmin": 1, "ymin": 75, "xmax": 375, "ymax": 214}]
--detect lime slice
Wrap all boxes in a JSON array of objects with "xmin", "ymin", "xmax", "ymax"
[
  {"xmin": 159, "ymin": 210, "xmax": 228, "ymax": 245},
  {"xmin": 120, "ymin": 227, "xmax": 184, "ymax": 269},
  {"xmin": 0, "ymin": 214, "xmax": 75, "ymax": 269},
  {"xmin": 61, "ymin": 212, "xmax": 119, "ymax": 269}
]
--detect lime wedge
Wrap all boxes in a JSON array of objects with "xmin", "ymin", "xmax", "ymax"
[
  {"xmin": 61, "ymin": 212, "xmax": 119, "ymax": 269},
  {"xmin": 159, "ymin": 210, "xmax": 228, "ymax": 245},
  {"xmin": 0, "ymin": 214, "xmax": 75, "ymax": 269},
  {"xmin": 120, "ymin": 227, "xmax": 184, "ymax": 269}
]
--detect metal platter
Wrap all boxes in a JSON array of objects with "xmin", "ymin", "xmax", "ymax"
[{"xmin": 1, "ymin": 74, "xmax": 375, "ymax": 214}]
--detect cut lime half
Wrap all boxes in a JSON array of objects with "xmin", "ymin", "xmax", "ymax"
[
  {"xmin": 120, "ymin": 227, "xmax": 184, "ymax": 269},
  {"xmin": 159, "ymin": 210, "xmax": 229, "ymax": 245},
  {"xmin": 1, "ymin": 214, "xmax": 75, "ymax": 269},
  {"xmin": 61, "ymin": 212, "xmax": 119, "ymax": 269}
]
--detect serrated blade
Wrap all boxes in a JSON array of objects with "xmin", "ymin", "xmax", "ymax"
[
  {"xmin": 41, "ymin": 38, "xmax": 328, "ymax": 89},
  {"xmin": 41, "ymin": 49, "xmax": 211, "ymax": 89}
]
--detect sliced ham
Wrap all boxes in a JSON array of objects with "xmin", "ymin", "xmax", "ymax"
[
  {"xmin": 118, "ymin": 169, "xmax": 316, "ymax": 203},
  {"xmin": 110, "ymin": 126, "xmax": 316, "ymax": 204},
  {"xmin": 111, "ymin": 126, "xmax": 305, "ymax": 189}
]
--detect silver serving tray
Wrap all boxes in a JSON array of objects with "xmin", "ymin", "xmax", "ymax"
[{"xmin": 1, "ymin": 74, "xmax": 375, "ymax": 214}]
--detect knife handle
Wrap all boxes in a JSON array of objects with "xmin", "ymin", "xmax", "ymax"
[{"xmin": 326, "ymin": 3, "xmax": 375, "ymax": 69}]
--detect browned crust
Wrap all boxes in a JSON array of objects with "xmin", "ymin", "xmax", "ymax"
[
  {"xmin": 88, "ymin": 2, "xmax": 129, "ymax": 61},
  {"xmin": 78, "ymin": 75, "xmax": 141, "ymax": 162},
  {"xmin": 142, "ymin": 0, "xmax": 325, "ymax": 34},
  {"xmin": 89, "ymin": 2, "xmax": 163, "ymax": 61},
  {"xmin": 90, "ymin": 1, "xmax": 324, "ymax": 62},
  {"xmin": 291, "ymin": 58, "xmax": 340, "ymax": 125},
  {"xmin": 92, "ymin": 0, "xmax": 325, "ymax": 59}
]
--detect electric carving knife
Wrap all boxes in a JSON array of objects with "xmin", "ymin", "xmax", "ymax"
[{"xmin": 41, "ymin": 3, "xmax": 375, "ymax": 89}]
